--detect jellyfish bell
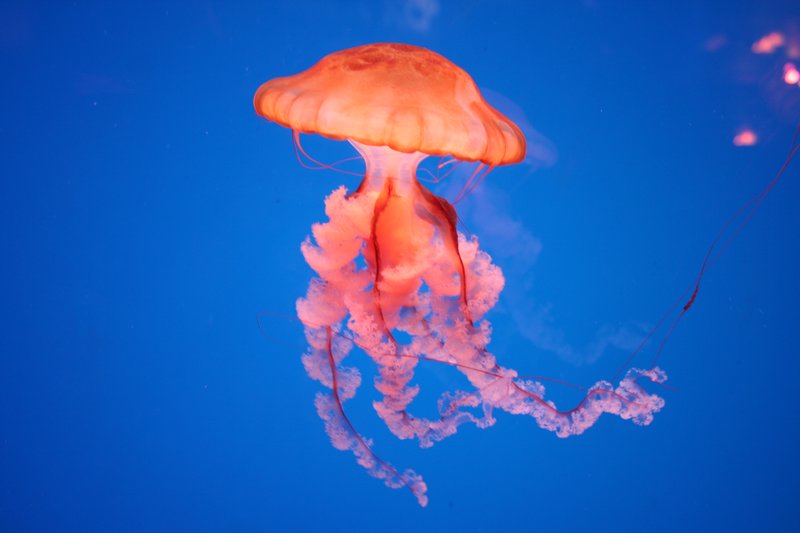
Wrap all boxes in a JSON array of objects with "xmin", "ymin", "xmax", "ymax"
[
  {"xmin": 254, "ymin": 42, "xmax": 526, "ymax": 165},
  {"xmin": 254, "ymin": 43, "xmax": 666, "ymax": 507}
]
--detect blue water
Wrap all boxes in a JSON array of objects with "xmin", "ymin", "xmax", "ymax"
[{"xmin": 2, "ymin": 1, "xmax": 799, "ymax": 532}]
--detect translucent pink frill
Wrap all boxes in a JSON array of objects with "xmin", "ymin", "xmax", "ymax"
[{"xmin": 296, "ymin": 144, "xmax": 666, "ymax": 507}]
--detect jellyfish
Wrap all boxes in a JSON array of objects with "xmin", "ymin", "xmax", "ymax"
[{"xmin": 254, "ymin": 43, "xmax": 666, "ymax": 507}]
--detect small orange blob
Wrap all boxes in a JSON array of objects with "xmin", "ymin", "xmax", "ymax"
[
  {"xmin": 751, "ymin": 31, "xmax": 785, "ymax": 54},
  {"xmin": 733, "ymin": 129, "xmax": 758, "ymax": 147}
]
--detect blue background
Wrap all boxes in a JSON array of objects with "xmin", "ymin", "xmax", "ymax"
[{"xmin": 2, "ymin": 1, "xmax": 799, "ymax": 532}]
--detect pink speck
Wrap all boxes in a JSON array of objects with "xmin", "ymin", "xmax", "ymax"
[
  {"xmin": 783, "ymin": 62, "xmax": 800, "ymax": 85},
  {"xmin": 752, "ymin": 31, "xmax": 785, "ymax": 54},
  {"xmin": 733, "ymin": 129, "xmax": 758, "ymax": 147}
]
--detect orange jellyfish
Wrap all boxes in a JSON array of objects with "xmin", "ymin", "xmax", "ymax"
[{"xmin": 254, "ymin": 43, "xmax": 666, "ymax": 507}]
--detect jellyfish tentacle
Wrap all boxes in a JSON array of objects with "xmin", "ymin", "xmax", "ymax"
[
  {"xmin": 320, "ymin": 171, "xmax": 494, "ymax": 446},
  {"xmin": 365, "ymin": 178, "xmax": 433, "ymax": 440},
  {"xmin": 368, "ymin": 178, "xmax": 400, "ymax": 348},
  {"xmin": 320, "ymin": 326, "xmax": 428, "ymax": 506},
  {"xmin": 414, "ymin": 182, "xmax": 473, "ymax": 325}
]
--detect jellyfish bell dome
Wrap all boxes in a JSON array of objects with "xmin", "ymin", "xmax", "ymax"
[{"xmin": 253, "ymin": 42, "xmax": 527, "ymax": 167}]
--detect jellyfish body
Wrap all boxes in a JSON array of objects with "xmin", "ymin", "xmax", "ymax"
[{"xmin": 255, "ymin": 43, "xmax": 666, "ymax": 507}]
